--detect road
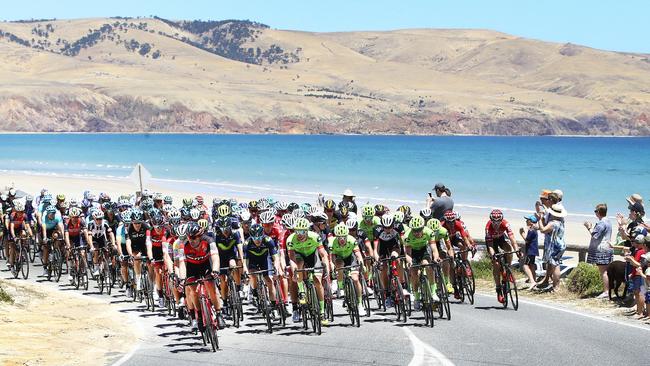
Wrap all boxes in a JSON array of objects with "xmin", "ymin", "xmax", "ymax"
[{"xmin": 4, "ymin": 260, "xmax": 647, "ymax": 366}]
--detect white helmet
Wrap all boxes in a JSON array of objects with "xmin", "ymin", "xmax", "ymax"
[
  {"xmin": 189, "ymin": 208, "xmax": 201, "ymax": 221},
  {"xmin": 381, "ymin": 214, "xmax": 394, "ymax": 228},
  {"xmin": 260, "ymin": 211, "xmax": 275, "ymax": 224}
]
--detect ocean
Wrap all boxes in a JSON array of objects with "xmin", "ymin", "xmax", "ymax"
[{"xmin": 1, "ymin": 134, "xmax": 648, "ymax": 216}]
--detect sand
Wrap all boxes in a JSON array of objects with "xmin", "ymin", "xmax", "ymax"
[
  {"xmin": 1, "ymin": 171, "xmax": 598, "ymax": 248},
  {"xmin": 0, "ymin": 279, "xmax": 139, "ymax": 366}
]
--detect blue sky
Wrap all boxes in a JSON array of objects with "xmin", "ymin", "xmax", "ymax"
[{"xmin": 2, "ymin": 0, "xmax": 647, "ymax": 53}]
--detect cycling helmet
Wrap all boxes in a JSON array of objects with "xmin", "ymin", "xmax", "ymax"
[
  {"xmin": 43, "ymin": 194, "xmax": 53, "ymax": 203},
  {"xmin": 175, "ymin": 223, "xmax": 188, "ymax": 239},
  {"xmin": 312, "ymin": 211, "xmax": 328, "ymax": 223},
  {"xmin": 120, "ymin": 210, "xmax": 132, "ymax": 223},
  {"xmin": 69, "ymin": 198, "xmax": 78, "ymax": 207},
  {"xmin": 56, "ymin": 193, "xmax": 65, "ymax": 201},
  {"xmin": 260, "ymin": 211, "xmax": 275, "ymax": 224},
  {"xmin": 101, "ymin": 202, "xmax": 112, "ymax": 211},
  {"xmin": 281, "ymin": 214, "xmax": 295, "ymax": 229},
  {"xmin": 258, "ymin": 200, "xmax": 271, "ymax": 212},
  {"xmin": 141, "ymin": 189, "xmax": 150, "ymax": 198},
  {"xmin": 489, "ymin": 209, "xmax": 503, "ymax": 222},
  {"xmin": 86, "ymin": 193, "xmax": 96, "ymax": 201},
  {"xmin": 189, "ymin": 208, "xmax": 201, "ymax": 221},
  {"xmin": 380, "ymin": 214, "xmax": 394, "ymax": 228},
  {"xmin": 217, "ymin": 204, "xmax": 231, "ymax": 217},
  {"xmin": 339, "ymin": 206, "xmax": 349, "ymax": 218},
  {"xmin": 334, "ymin": 223, "xmax": 349, "ymax": 237},
  {"xmin": 46, "ymin": 206, "xmax": 57, "ymax": 215},
  {"xmin": 410, "ymin": 216, "xmax": 425, "ymax": 230},
  {"xmin": 182, "ymin": 198, "xmax": 193, "ymax": 207},
  {"xmin": 161, "ymin": 204, "xmax": 172, "ymax": 213},
  {"xmin": 443, "ymin": 210, "xmax": 456, "ymax": 222},
  {"xmin": 60, "ymin": 201, "xmax": 70, "ymax": 209},
  {"xmin": 215, "ymin": 217, "xmax": 231, "ymax": 230},
  {"xmin": 294, "ymin": 218, "xmax": 310, "ymax": 231},
  {"xmin": 197, "ymin": 219, "xmax": 209, "ymax": 230},
  {"xmin": 420, "ymin": 208, "xmax": 432, "ymax": 219},
  {"xmin": 345, "ymin": 218, "xmax": 358, "ymax": 230},
  {"xmin": 25, "ymin": 195, "xmax": 33, "ymax": 202},
  {"xmin": 454, "ymin": 211, "xmax": 462, "ymax": 220},
  {"xmin": 195, "ymin": 195, "xmax": 204, "ymax": 205},
  {"xmin": 40, "ymin": 188, "xmax": 48, "ymax": 195},
  {"xmin": 180, "ymin": 207, "xmax": 191, "ymax": 220},
  {"xmin": 163, "ymin": 195, "xmax": 173, "ymax": 204},
  {"xmin": 0, "ymin": 193, "xmax": 6, "ymax": 201},
  {"xmin": 150, "ymin": 211, "xmax": 164, "ymax": 226},
  {"xmin": 13, "ymin": 202, "xmax": 25, "ymax": 212},
  {"xmin": 152, "ymin": 193, "xmax": 162, "ymax": 201},
  {"xmin": 168, "ymin": 208, "xmax": 181, "ymax": 220},
  {"xmin": 239, "ymin": 210, "xmax": 252, "ymax": 222},
  {"xmin": 8, "ymin": 188, "xmax": 16, "ymax": 196},
  {"xmin": 393, "ymin": 211, "xmax": 404, "ymax": 223},
  {"xmin": 186, "ymin": 222, "xmax": 201, "ymax": 238},
  {"xmin": 287, "ymin": 202, "xmax": 300, "ymax": 212},
  {"xmin": 250, "ymin": 224, "xmax": 264, "ymax": 239},
  {"xmin": 92, "ymin": 210, "xmax": 104, "ymax": 219},
  {"xmin": 248, "ymin": 200, "xmax": 259, "ymax": 210},
  {"xmin": 99, "ymin": 192, "xmax": 111, "ymax": 202},
  {"xmin": 398, "ymin": 205, "xmax": 411, "ymax": 215},
  {"xmin": 131, "ymin": 209, "xmax": 144, "ymax": 223},
  {"xmin": 338, "ymin": 201, "xmax": 350, "ymax": 210},
  {"xmin": 275, "ymin": 201, "xmax": 289, "ymax": 211},
  {"xmin": 362, "ymin": 205, "xmax": 375, "ymax": 217},
  {"xmin": 307, "ymin": 206, "xmax": 320, "ymax": 217},
  {"xmin": 70, "ymin": 207, "xmax": 83, "ymax": 217},
  {"xmin": 292, "ymin": 208, "xmax": 305, "ymax": 219},
  {"xmin": 324, "ymin": 199, "xmax": 336, "ymax": 210},
  {"xmin": 427, "ymin": 218, "xmax": 441, "ymax": 231},
  {"xmin": 374, "ymin": 204, "xmax": 386, "ymax": 215}
]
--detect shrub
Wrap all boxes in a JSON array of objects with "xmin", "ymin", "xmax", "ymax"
[
  {"xmin": 567, "ymin": 262, "xmax": 603, "ymax": 297},
  {"xmin": 0, "ymin": 285, "xmax": 13, "ymax": 304},
  {"xmin": 471, "ymin": 256, "xmax": 494, "ymax": 281}
]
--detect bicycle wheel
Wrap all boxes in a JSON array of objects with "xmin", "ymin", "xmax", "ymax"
[
  {"xmin": 20, "ymin": 246, "xmax": 30, "ymax": 279},
  {"xmin": 10, "ymin": 243, "xmax": 19, "ymax": 279},
  {"xmin": 274, "ymin": 278, "xmax": 287, "ymax": 328},
  {"xmin": 395, "ymin": 280, "xmax": 407, "ymax": 323},
  {"xmin": 507, "ymin": 268, "xmax": 519, "ymax": 311},
  {"xmin": 455, "ymin": 264, "xmax": 466, "ymax": 303},
  {"xmin": 228, "ymin": 279, "xmax": 240, "ymax": 328},
  {"xmin": 371, "ymin": 266, "xmax": 384, "ymax": 311},
  {"xmin": 349, "ymin": 278, "xmax": 360, "ymax": 327},
  {"xmin": 323, "ymin": 277, "xmax": 334, "ymax": 322},
  {"xmin": 29, "ymin": 238, "xmax": 36, "ymax": 263},
  {"xmin": 201, "ymin": 298, "xmax": 218, "ymax": 352},
  {"xmin": 344, "ymin": 277, "xmax": 355, "ymax": 325},
  {"xmin": 53, "ymin": 247, "xmax": 63, "ymax": 282},
  {"xmin": 104, "ymin": 254, "xmax": 112, "ymax": 296},
  {"xmin": 261, "ymin": 282, "xmax": 273, "ymax": 333},
  {"xmin": 146, "ymin": 275, "xmax": 155, "ymax": 312},
  {"xmin": 361, "ymin": 276, "xmax": 371, "ymax": 317},
  {"xmin": 310, "ymin": 283, "xmax": 322, "ymax": 335},
  {"xmin": 420, "ymin": 274, "xmax": 433, "ymax": 327}
]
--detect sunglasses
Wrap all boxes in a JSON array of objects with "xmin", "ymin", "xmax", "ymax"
[
  {"xmin": 252, "ymin": 235, "xmax": 264, "ymax": 241},
  {"xmin": 189, "ymin": 234, "xmax": 201, "ymax": 240},
  {"xmin": 413, "ymin": 228, "xmax": 423, "ymax": 233},
  {"xmin": 295, "ymin": 230, "xmax": 307, "ymax": 235}
]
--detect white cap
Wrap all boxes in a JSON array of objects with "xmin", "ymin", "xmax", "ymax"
[
  {"xmin": 343, "ymin": 189, "xmax": 355, "ymax": 197},
  {"xmin": 553, "ymin": 189, "xmax": 563, "ymax": 200}
]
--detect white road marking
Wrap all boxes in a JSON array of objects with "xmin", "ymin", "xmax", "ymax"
[
  {"xmin": 476, "ymin": 293, "xmax": 650, "ymax": 332},
  {"xmin": 403, "ymin": 327, "xmax": 455, "ymax": 366}
]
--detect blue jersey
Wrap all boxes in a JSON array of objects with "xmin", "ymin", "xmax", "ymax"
[
  {"xmin": 42, "ymin": 212, "xmax": 63, "ymax": 230},
  {"xmin": 243, "ymin": 236, "xmax": 278, "ymax": 260}
]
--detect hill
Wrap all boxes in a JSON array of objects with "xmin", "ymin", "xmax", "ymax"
[{"xmin": 0, "ymin": 17, "xmax": 649, "ymax": 134}]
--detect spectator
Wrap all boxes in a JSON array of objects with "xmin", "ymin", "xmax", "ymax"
[
  {"xmin": 535, "ymin": 190, "xmax": 560, "ymax": 288},
  {"xmin": 537, "ymin": 203, "xmax": 567, "ymax": 292},
  {"xmin": 625, "ymin": 234, "xmax": 647, "ymax": 317},
  {"xmin": 518, "ymin": 214, "xmax": 539, "ymax": 289},
  {"xmin": 584, "ymin": 203, "xmax": 613, "ymax": 299},
  {"xmin": 427, "ymin": 183, "xmax": 453, "ymax": 221},
  {"xmin": 340, "ymin": 189, "xmax": 357, "ymax": 214},
  {"xmin": 640, "ymin": 244, "xmax": 650, "ymax": 318}
]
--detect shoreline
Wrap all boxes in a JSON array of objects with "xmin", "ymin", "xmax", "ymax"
[
  {"xmin": 1, "ymin": 171, "xmax": 597, "ymax": 246},
  {"xmin": 0, "ymin": 132, "xmax": 645, "ymax": 138}
]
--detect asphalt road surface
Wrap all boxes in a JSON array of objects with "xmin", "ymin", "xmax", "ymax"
[{"xmin": 4, "ymin": 260, "xmax": 648, "ymax": 366}]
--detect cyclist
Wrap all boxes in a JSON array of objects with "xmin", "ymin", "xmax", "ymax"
[
  {"xmin": 64, "ymin": 207, "xmax": 87, "ymax": 283},
  {"xmin": 213, "ymin": 216, "xmax": 243, "ymax": 315},
  {"xmin": 8, "ymin": 202, "xmax": 33, "ymax": 271},
  {"xmin": 359, "ymin": 205, "xmax": 378, "ymax": 243},
  {"xmin": 323, "ymin": 199, "xmax": 338, "ymax": 231},
  {"xmin": 86, "ymin": 210, "xmax": 116, "ymax": 277},
  {"xmin": 178, "ymin": 222, "xmax": 224, "ymax": 331},
  {"xmin": 404, "ymin": 216, "xmax": 441, "ymax": 311},
  {"xmin": 115, "ymin": 210, "xmax": 132, "ymax": 295},
  {"xmin": 243, "ymin": 224, "xmax": 283, "ymax": 316},
  {"xmin": 485, "ymin": 209, "xmax": 521, "ymax": 304},
  {"xmin": 287, "ymin": 217, "xmax": 331, "ymax": 325},
  {"xmin": 373, "ymin": 214, "xmax": 407, "ymax": 308},
  {"xmin": 442, "ymin": 210, "xmax": 474, "ymax": 263},
  {"xmin": 329, "ymin": 223, "xmax": 365, "ymax": 307},
  {"xmin": 150, "ymin": 211, "xmax": 168, "ymax": 308},
  {"xmin": 125, "ymin": 209, "xmax": 152, "ymax": 292},
  {"xmin": 40, "ymin": 205, "xmax": 64, "ymax": 274},
  {"xmin": 426, "ymin": 218, "xmax": 455, "ymax": 297}
]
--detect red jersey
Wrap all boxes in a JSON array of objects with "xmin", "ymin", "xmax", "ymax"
[
  {"xmin": 65, "ymin": 217, "xmax": 86, "ymax": 237},
  {"xmin": 443, "ymin": 220, "xmax": 468, "ymax": 238},
  {"xmin": 149, "ymin": 228, "xmax": 167, "ymax": 247},
  {"xmin": 631, "ymin": 249, "xmax": 647, "ymax": 277},
  {"xmin": 179, "ymin": 235, "xmax": 217, "ymax": 264},
  {"xmin": 10, "ymin": 211, "xmax": 26, "ymax": 229},
  {"xmin": 485, "ymin": 220, "xmax": 514, "ymax": 244}
]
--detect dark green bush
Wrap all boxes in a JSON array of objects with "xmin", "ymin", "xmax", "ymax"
[
  {"xmin": 0, "ymin": 285, "xmax": 13, "ymax": 304},
  {"xmin": 567, "ymin": 262, "xmax": 603, "ymax": 297},
  {"xmin": 472, "ymin": 256, "xmax": 494, "ymax": 281}
]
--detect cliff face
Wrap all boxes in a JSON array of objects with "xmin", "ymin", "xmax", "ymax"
[{"xmin": 0, "ymin": 18, "xmax": 649, "ymax": 135}]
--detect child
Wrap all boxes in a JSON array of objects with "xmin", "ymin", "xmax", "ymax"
[
  {"xmin": 625, "ymin": 234, "xmax": 647, "ymax": 317},
  {"xmin": 640, "ymin": 239, "xmax": 650, "ymax": 318},
  {"xmin": 519, "ymin": 214, "xmax": 539, "ymax": 289}
]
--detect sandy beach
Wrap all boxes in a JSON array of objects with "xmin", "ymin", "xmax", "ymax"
[{"xmin": 1, "ymin": 171, "xmax": 604, "ymax": 247}]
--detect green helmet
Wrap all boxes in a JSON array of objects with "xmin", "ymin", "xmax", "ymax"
[
  {"xmin": 362, "ymin": 205, "xmax": 374, "ymax": 217},
  {"xmin": 409, "ymin": 216, "xmax": 425, "ymax": 230},
  {"xmin": 427, "ymin": 218, "xmax": 441, "ymax": 232},
  {"xmin": 334, "ymin": 223, "xmax": 349, "ymax": 237},
  {"xmin": 294, "ymin": 218, "xmax": 310, "ymax": 231},
  {"xmin": 393, "ymin": 211, "xmax": 405, "ymax": 223},
  {"xmin": 217, "ymin": 204, "xmax": 231, "ymax": 217},
  {"xmin": 182, "ymin": 198, "xmax": 193, "ymax": 207}
]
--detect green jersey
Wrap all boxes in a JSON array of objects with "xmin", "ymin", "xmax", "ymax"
[
  {"xmin": 287, "ymin": 231, "xmax": 322, "ymax": 256},
  {"xmin": 359, "ymin": 217, "xmax": 378, "ymax": 241},
  {"xmin": 403, "ymin": 227, "xmax": 435, "ymax": 250},
  {"xmin": 328, "ymin": 235, "xmax": 359, "ymax": 259},
  {"xmin": 434, "ymin": 227, "xmax": 449, "ymax": 242}
]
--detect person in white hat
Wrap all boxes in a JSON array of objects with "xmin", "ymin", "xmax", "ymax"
[
  {"xmin": 553, "ymin": 189, "xmax": 563, "ymax": 202},
  {"xmin": 341, "ymin": 189, "xmax": 357, "ymax": 214},
  {"xmin": 537, "ymin": 203, "xmax": 567, "ymax": 291}
]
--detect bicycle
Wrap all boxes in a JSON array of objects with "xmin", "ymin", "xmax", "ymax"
[
  {"xmin": 410, "ymin": 262, "xmax": 438, "ymax": 327},
  {"xmin": 452, "ymin": 248, "xmax": 476, "ymax": 304},
  {"xmin": 133, "ymin": 257, "xmax": 154, "ymax": 310},
  {"xmin": 190, "ymin": 274, "xmax": 220, "ymax": 352},
  {"xmin": 247, "ymin": 269, "xmax": 277, "ymax": 333},
  {"xmin": 44, "ymin": 237, "xmax": 65, "ymax": 282},
  {"xmin": 366, "ymin": 256, "xmax": 386, "ymax": 312},
  {"xmin": 272, "ymin": 270, "xmax": 288, "ymax": 328},
  {"xmin": 433, "ymin": 258, "xmax": 451, "ymax": 320},
  {"xmin": 158, "ymin": 263, "xmax": 177, "ymax": 317},
  {"xmin": 493, "ymin": 250, "xmax": 519, "ymax": 311},
  {"xmin": 71, "ymin": 246, "xmax": 90, "ymax": 291},
  {"xmin": 335, "ymin": 264, "xmax": 363, "ymax": 327},
  {"xmin": 11, "ymin": 233, "xmax": 30, "ymax": 279},
  {"xmin": 378, "ymin": 256, "xmax": 408, "ymax": 322},
  {"xmin": 93, "ymin": 245, "xmax": 113, "ymax": 295},
  {"xmin": 322, "ymin": 270, "xmax": 335, "ymax": 323},
  {"xmin": 222, "ymin": 266, "xmax": 243, "ymax": 328},
  {"xmin": 294, "ymin": 267, "xmax": 323, "ymax": 335}
]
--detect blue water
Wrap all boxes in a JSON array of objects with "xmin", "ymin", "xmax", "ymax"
[{"xmin": 1, "ymin": 134, "xmax": 649, "ymax": 215}]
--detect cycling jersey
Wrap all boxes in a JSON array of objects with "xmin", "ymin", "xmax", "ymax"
[
  {"xmin": 328, "ymin": 235, "xmax": 359, "ymax": 259},
  {"xmin": 127, "ymin": 224, "xmax": 149, "ymax": 253},
  {"xmin": 403, "ymin": 227, "xmax": 435, "ymax": 250},
  {"xmin": 244, "ymin": 236, "xmax": 278, "ymax": 271},
  {"xmin": 214, "ymin": 230, "xmax": 242, "ymax": 266},
  {"xmin": 442, "ymin": 220, "xmax": 468, "ymax": 239},
  {"xmin": 65, "ymin": 217, "xmax": 86, "ymax": 238},
  {"xmin": 9, "ymin": 211, "xmax": 27, "ymax": 230},
  {"xmin": 178, "ymin": 236, "xmax": 217, "ymax": 264},
  {"xmin": 287, "ymin": 231, "xmax": 323, "ymax": 257},
  {"xmin": 42, "ymin": 212, "xmax": 63, "ymax": 230},
  {"xmin": 359, "ymin": 219, "xmax": 376, "ymax": 241},
  {"xmin": 373, "ymin": 226, "xmax": 402, "ymax": 257},
  {"xmin": 485, "ymin": 220, "xmax": 514, "ymax": 244},
  {"xmin": 150, "ymin": 227, "xmax": 167, "ymax": 247}
]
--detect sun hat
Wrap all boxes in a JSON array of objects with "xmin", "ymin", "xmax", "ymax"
[
  {"xmin": 548, "ymin": 203, "xmax": 567, "ymax": 218},
  {"xmin": 629, "ymin": 202, "xmax": 645, "ymax": 215},
  {"xmin": 539, "ymin": 189, "xmax": 552, "ymax": 199},
  {"xmin": 626, "ymin": 193, "xmax": 643, "ymax": 206},
  {"xmin": 342, "ymin": 189, "xmax": 355, "ymax": 197},
  {"xmin": 553, "ymin": 189, "xmax": 564, "ymax": 201},
  {"xmin": 524, "ymin": 214, "xmax": 538, "ymax": 223}
]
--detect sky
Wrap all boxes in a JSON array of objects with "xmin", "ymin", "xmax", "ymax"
[{"xmin": 2, "ymin": 0, "xmax": 647, "ymax": 53}]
